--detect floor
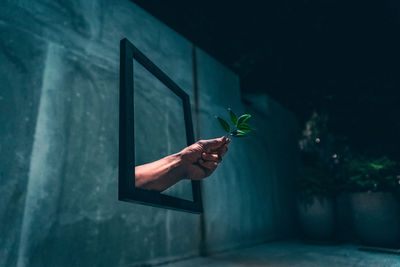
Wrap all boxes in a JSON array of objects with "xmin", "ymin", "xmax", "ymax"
[{"xmin": 161, "ymin": 240, "xmax": 400, "ymax": 267}]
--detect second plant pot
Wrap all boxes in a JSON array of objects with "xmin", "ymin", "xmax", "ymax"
[{"xmin": 350, "ymin": 191, "xmax": 400, "ymax": 248}]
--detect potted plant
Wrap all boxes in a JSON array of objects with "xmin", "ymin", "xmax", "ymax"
[
  {"xmin": 296, "ymin": 112, "xmax": 342, "ymax": 242},
  {"xmin": 297, "ymin": 158, "xmax": 337, "ymax": 241},
  {"xmin": 345, "ymin": 156, "xmax": 400, "ymax": 247}
]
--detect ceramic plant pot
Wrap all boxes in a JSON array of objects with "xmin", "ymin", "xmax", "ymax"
[
  {"xmin": 351, "ymin": 192, "xmax": 400, "ymax": 247},
  {"xmin": 298, "ymin": 196, "xmax": 335, "ymax": 241}
]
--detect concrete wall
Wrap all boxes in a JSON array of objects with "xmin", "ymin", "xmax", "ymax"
[{"xmin": 0, "ymin": 1, "xmax": 299, "ymax": 266}]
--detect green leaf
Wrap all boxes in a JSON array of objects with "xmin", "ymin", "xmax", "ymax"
[
  {"xmin": 228, "ymin": 108, "xmax": 238, "ymax": 126},
  {"xmin": 237, "ymin": 123, "xmax": 252, "ymax": 134},
  {"xmin": 217, "ymin": 117, "xmax": 230, "ymax": 133},
  {"xmin": 237, "ymin": 129, "xmax": 251, "ymax": 135},
  {"xmin": 236, "ymin": 130, "xmax": 248, "ymax": 137},
  {"xmin": 237, "ymin": 114, "xmax": 251, "ymax": 125},
  {"xmin": 230, "ymin": 129, "xmax": 247, "ymax": 137}
]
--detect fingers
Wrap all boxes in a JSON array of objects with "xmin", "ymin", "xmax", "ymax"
[
  {"xmin": 200, "ymin": 138, "xmax": 230, "ymax": 163},
  {"xmin": 199, "ymin": 136, "xmax": 230, "ymax": 153},
  {"xmin": 199, "ymin": 159, "xmax": 218, "ymax": 169},
  {"xmin": 217, "ymin": 144, "xmax": 228, "ymax": 157},
  {"xmin": 202, "ymin": 152, "xmax": 220, "ymax": 162},
  {"xmin": 205, "ymin": 142, "xmax": 229, "ymax": 159},
  {"xmin": 198, "ymin": 159, "xmax": 218, "ymax": 176}
]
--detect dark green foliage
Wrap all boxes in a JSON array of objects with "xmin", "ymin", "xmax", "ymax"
[
  {"xmin": 237, "ymin": 114, "xmax": 251, "ymax": 126},
  {"xmin": 345, "ymin": 156, "xmax": 400, "ymax": 192},
  {"xmin": 298, "ymin": 163, "xmax": 337, "ymax": 201},
  {"xmin": 217, "ymin": 117, "xmax": 230, "ymax": 133},
  {"xmin": 237, "ymin": 123, "xmax": 251, "ymax": 134},
  {"xmin": 228, "ymin": 108, "xmax": 238, "ymax": 125},
  {"xmin": 216, "ymin": 108, "xmax": 253, "ymax": 138},
  {"xmin": 230, "ymin": 129, "xmax": 246, "ymax": 137}
]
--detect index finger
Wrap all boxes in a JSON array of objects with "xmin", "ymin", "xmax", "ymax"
[{"xmin": 200, "ymin": 137, "xmax": 230, "ymax": 153}]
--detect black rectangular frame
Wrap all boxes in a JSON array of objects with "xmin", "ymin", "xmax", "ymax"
[{"xmin": 119, "ymin": 38, "xmax": 203, "ymax": 213}]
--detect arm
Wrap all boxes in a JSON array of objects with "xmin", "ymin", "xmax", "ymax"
[{"xmin": 135, "ymin": 137, "xmax": 230, "ymax": 191}]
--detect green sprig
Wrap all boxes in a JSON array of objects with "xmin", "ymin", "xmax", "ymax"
[{"xmin": 216, "ymin": 108, "xmax": 253, "ymax": 137}]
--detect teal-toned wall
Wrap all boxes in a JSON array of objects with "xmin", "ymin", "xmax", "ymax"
[{"xmin": 0, "ymin": 1, "xmax": 299, "ymax": 266}]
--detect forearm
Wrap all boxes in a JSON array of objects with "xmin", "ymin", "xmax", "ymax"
[{"xmin": 135, "ymin": 152, "xmax": 187, "ymax": 191}]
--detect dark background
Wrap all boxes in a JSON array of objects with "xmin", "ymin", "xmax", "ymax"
[{"xmin": 133, "ymin": 0, "xmax": 400, "ymax": 159}]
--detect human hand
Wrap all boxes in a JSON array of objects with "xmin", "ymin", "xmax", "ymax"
[{"xmin": 179, "ymin": 137, "xmax": 230, "ymax": 180}]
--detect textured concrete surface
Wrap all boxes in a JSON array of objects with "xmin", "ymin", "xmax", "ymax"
[
  {"xmin": 0, "ymin": 1, "xmax": 299, "ymax": 266},
  {"xmin": 1, "ymin": 2, "xmax": 199, "ymax": 266},
  {"xmin": 197, "ymin": 58, "xmax": 299, "ymax": 254},
  {"xmin": 0, "ymin": 22, "xmax": 47, "ymax": 267},
  {"xmin": 162, "ymin": 240, "xmax": 400, "ymax": 267}
]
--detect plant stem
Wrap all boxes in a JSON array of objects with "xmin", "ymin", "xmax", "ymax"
[{"xmin": 227, "ymin": 127, "xmax": 238, "ymax": 138}]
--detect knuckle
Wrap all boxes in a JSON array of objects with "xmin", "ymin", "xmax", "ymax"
[{"xmin": 197, "ymin": 140, "xmax": 207, "ymax": 148}]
